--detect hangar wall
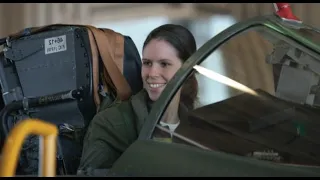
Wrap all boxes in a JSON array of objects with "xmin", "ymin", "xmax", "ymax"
[{"xmin": 0, "ymin": 3, "xmax": 318, "ymax": 97}]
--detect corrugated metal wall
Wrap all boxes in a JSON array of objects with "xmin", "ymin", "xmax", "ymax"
[
  {"xmin": 2, "ymin": 4, "xmax": 319, "ymax": 33},
  {"xmin": 1, "ymin": 3, "xmax": 318, "ymax": 35},
  {"xmin": 0, "ymin": 3, "xmax": 86, "ymax": 37},
  {"xmin": 0, "ymin": 3, "xmax": 317, "ymax": 95}
]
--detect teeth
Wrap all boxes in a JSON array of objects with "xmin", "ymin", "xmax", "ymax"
[{"xmin": 149, "ymin": 84, "xmax": 165, "ymax": 88}]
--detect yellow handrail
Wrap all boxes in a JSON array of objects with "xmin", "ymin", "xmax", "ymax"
[{"xmin": 0, "ymin": 119, "xmax": 58, "ymax": 177}]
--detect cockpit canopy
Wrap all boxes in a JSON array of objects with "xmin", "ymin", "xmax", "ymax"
[{"xmin": 140, "ymin": 14, "xmax": 320, "ymax": 168}]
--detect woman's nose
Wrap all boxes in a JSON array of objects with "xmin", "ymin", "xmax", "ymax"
[{"xmin": 148, "ymin": 66, "xmax": 160, "ymax": 77}]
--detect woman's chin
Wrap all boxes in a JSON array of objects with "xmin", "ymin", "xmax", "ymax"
[
  {"xmin": 146, "ymin": 86, "xmax": 166, "ymax": 101},
  {"xmin": 148, "ymin": 92, "xmax": 161, "ymax": 101}
]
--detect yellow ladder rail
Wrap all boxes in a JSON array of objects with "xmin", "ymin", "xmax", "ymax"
[{"xmin": 0, "ymin": 119, "xmax": 58, "ymax": 177}]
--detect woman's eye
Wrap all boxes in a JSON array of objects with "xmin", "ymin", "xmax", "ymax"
[
  {"xmin": 143, "ymin": 61, "xmax": 152, "ymax": 66},
  {"xmin": 160, "ymin": 62, "xmax": 169, "ymax": 67}
]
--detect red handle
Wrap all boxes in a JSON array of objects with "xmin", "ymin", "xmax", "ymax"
[{"xmin": 273, "ymin": 3, "xmax": 301, "ymax": 22}]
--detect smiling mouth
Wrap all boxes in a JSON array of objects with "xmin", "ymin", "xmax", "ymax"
[{"xmin": 148, "ymin": 83, "xmax": 166, "ymax": 89}]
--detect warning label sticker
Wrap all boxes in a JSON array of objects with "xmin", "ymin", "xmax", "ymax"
[{"xmin": 44, "ymin": 35, "xmax": 67, "ymax": 55}]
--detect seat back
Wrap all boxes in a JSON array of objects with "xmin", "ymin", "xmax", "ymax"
[{"xmin": 0, "ymin": 25, "xmax": 143, "ymax": 175}]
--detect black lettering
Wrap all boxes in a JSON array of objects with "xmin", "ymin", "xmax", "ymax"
[
  {"xmin": 48, "ymin": 37, "xmax": 64, "ymax": 46},
  {"xmin": 58, "ymin": 45, "xmax": 65, "ymax": 51},
  {"xmin": 47, "ymin": 47, "xmax": 58, "ymax": 53}
]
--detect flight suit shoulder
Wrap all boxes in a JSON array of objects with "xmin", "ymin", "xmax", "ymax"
[
  {"xmin": 87, "ymin": 100, "xmax": 139, "ymax": 149},
  {"xmin": 96, "ymin": 100, "xmax": 135, "ymax": 127}
]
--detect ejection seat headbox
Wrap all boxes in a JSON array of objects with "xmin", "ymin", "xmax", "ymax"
[
  {"xmin": 0, "ymin": 25, "xmax": 142, "ymax": 175},
  {"xmin": 0, "ymin": 25, "xmax": 142, "ymax": 129}
]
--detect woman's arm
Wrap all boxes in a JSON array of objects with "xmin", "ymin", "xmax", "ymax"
[{"xmin": 78, "ymin": 106, "xmax": 135, "ymax": 171}]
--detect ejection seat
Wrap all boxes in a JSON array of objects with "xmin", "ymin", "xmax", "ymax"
[{"xmin": 0, "ymin": 25, "xmax": 143, "ymax": 175}]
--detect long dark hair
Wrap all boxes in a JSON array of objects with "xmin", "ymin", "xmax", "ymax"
[{"xmin": 143, "ymin": 24, "xmax": 198, "ymax": 110}]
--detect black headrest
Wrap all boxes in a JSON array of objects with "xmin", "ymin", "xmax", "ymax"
[{"xmin": 122, "ymin": 36, "xmax": 143, "ymax": 95}]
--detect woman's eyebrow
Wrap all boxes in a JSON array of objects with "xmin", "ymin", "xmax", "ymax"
[
  {"xmin": 142, "ymin": 58, "xmax": 152, "ymax": 61},
  {"xmin": 158, "ymin": 59, "xmax": 171, "ymax": 62},
  {"xmin": 158, "ymin": 59, "xmax": 174, "ymax": 64},
  {"xmin": 142, "ymin": 58, "xmax": 172, "ymax": 62}
]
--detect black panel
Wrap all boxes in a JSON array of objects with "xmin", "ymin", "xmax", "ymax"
[{"xmin": 109, "ymin": 140, "xmax": 320, "ymax": 177}]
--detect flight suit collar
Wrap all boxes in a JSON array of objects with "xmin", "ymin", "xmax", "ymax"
[
  {"xmin": 131, "ymin": 89, "xmax": 150, "ymax": 131},
  {"xmin": 131, "ymin": 89, "xmax": 190, "ymax": 135}
]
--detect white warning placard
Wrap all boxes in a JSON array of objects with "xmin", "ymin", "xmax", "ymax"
[{"xmin": 44, "ymin": 35, "xmax": 67, "ymax": 55}]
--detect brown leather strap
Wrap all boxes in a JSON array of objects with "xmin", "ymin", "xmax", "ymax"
[
  {"xmin": 86, "ymin": 26, "xmax": 131, "ymax": 101},
  {"xmin": 101, "ymin": 29, "xmax": 124, "ymax": 74},
  {"xmin": 86, "ymin": 30, "xmax": 101, "ymax": 110}
]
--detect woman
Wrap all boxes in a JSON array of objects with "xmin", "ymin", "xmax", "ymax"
[{"xmin": 78, "ymin": 24, "xmax": 198, "ymax": 171}]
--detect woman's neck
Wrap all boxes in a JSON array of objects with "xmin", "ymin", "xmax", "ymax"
[{"xmin": 160, "ymin": 92, "xmax": 181, "ymax": 124}]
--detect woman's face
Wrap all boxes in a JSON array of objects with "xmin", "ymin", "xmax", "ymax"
[{"xmin": 142, "ymin": 39, "xmax": 183, "ymax": 101}]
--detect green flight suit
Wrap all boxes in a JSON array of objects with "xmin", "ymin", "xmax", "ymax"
[{"xmin": 78, "ymin": 90, "xmax": 150, "ymax": 170}]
